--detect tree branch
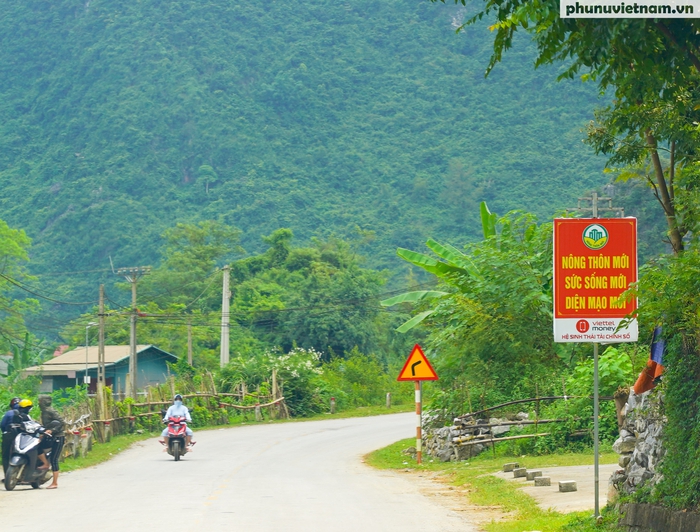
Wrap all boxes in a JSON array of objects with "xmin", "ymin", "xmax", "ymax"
[
  {"xmin": 656, "ymin": 22, "xmax": 700, "ymax": 72},
  {"xmin": 669, "ymin": 140, "xmax": 675, "ymax": 203},
  {"xmin": 646, "ymin": 130, "xmax": 684, "ymax": 253}
]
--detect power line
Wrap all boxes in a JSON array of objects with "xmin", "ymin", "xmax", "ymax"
[
  {"xmin": 31, "ymin": 268, "xmax": 113, "ymax": 277},
  {"xmin": 0, "ymin": 273, "xmax": 99, "ymax": 306}
]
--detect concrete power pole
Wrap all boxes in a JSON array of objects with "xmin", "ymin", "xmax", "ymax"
[
  {"xmin": 97, "ymin": 284, "xmax": 106, "ymax": 421},
  {"xmin": 116, "ymin": 266, "xmax": 151, "ymax": 399},
  {"xmin": 187, "ymin": 320, "xmax": 193, "ymax": 366},
  {"xmin": 98, "ymin": 284, "xmax": 106, "ymax": 386},
  {"xmin": 220, "ymin": 265, "xmax": 231, "ymax": 368}
]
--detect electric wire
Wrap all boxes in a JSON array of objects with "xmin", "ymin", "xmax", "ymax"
[{"xmin": 0, "ymin": 273, "xmax": 99, "ymax": 306}]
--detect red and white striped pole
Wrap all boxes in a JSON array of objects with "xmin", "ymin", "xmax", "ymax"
[{"xmin": 415, "ymin": 380, "xmax": 422, "ymax": 465}]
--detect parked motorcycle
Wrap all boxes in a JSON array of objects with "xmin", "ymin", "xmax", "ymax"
[
  {"xmin": 160, "ymin": 415, "xmax": 191, "ymax": 461},
  {"xmin": 4, "ymin": 419, "xmax": 52, "ymax": 490}
]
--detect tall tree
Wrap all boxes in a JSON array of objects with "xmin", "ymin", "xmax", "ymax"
[{"xmin": 439, "ymin": 1, "xmax": 700, "ymax": 251}]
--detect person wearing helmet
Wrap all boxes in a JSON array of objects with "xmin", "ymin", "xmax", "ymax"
[
  {"xmin": 160, "ymin": 394, "xmax": 194, "ymax": 449},
  {"xmin": 39, "ymin": 396, "xmax": 65, "ymax": 489},
  {"xmin": 1, "ymin": 397, "xmax": 21, "ymax": 476},
  {"xmin": 14, "ymin": 400, "xmax": 51, "ymax": 471}
]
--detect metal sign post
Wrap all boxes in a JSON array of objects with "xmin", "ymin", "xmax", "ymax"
[{"xmin": 555, "ymin": 193, "xmax": 637, "ymax": 519}]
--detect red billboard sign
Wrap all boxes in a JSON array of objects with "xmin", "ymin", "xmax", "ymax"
[{"xmin": 553, "ymin": 218, "xmax": 638, "ymax": 343}]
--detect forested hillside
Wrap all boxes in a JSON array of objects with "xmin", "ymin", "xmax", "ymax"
[{"xmin": 0, "ymin": 0, "xmax": 606, "ymax": 314}]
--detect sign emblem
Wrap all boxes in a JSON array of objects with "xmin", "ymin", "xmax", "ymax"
[
  {"xmin": 576, "ymin": 319, "xmax": 590, "ymax": 333},
  {"xmin": 397, "ymin": 345, "xmax": 438, "ymax": 381},
  {"xmin": 582, "ymin": 224, "xmax": 609, "ymax": 250}
]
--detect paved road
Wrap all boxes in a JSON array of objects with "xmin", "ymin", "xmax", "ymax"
[{"xmin": 0, "ymin": 413, "xmax": 476, "ymax": 531}]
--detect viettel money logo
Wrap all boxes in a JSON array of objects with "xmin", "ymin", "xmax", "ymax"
[{"xmin": 582, "ymin": 224, "xmax": 609, "ymax": 250}]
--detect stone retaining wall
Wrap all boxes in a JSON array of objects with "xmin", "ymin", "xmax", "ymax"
[
  {"xmin": 610, "ymin": 388, "xmax": 665, "ymax": 498},
  {"xmin": 619, "ymin": 503, "xmax": 700, "ymax": 532},
  {"xmin": 423, "ymin": 412, "xmax": 528, "ymax": 462}
]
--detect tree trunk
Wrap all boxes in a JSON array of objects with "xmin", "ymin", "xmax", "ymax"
[{"xmin": 646, "ymin": 130, "xmax": 684, "ymax": 254}]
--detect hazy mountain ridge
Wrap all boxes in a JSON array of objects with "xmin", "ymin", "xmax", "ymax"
[{"xmin": 0, "ymin": 0, "xmax": 606, "ymax": 300}]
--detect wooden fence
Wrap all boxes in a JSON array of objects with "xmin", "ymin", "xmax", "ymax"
[{"xmin": 57, "ymin": 371, "xmax": 288, "ymax": 447}]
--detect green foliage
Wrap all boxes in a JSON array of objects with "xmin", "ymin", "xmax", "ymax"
[
  {"xmin": 0, "ymin": 218, "xmax": 38, "ymax": 364},
  {"xmin": 391, "ymin": 205, "xmax": 564, "ymax": 415},
  {"xmin": 0, "ymin": 0, "xmax": 607, "ymax": 333},
  {"xmin": 219, "ymin": 347, "xmax": 325, "ymax": 417},
  {"xmin": 566, "ymin": 346, "xmax": 634, "ymax": 398},
  {"xmin": 319, "ymin": 348, "xmax": 408, "ymax": 409},
  {"xmin": 50, "ymin": 385, "xmax": 89, "ymax": 411},
  {"xmin": 634, "ymin": 249, "xmax": 700, "ymax": 510},
  {"xmin": 229, "ymin": 230, "xmax": 390, "ymax": 359}
]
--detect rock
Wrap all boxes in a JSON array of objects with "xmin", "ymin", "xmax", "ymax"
[
  {"xmin": 502, "ymin": 462, "xmax": 519, "ymax": 472},
  {"xmin": 437, "ymin": 447, "xmax": 454, "ymax": 462},
  {"xmin": 634, "ymin": 451, "xmax": 649, "ymax": 469},
  {"xmin": 634, "ymin": 417, "xmax": 648, "ymax": 433},
  {"xmin": 619, "ymin": 454, "xmax": 632, "ymax": 468},
  {"xmin": 613, "ymin": 436, "xmax": 637, "ymax": 454},
  {"xmin": 619, "ymin": 428, "xmax": 633, "ymax": 439},
  {"xmin": 559, "ymin": 480, "xmax": 577, "ymax": 492},
  {"xmin": 515, "ymin": 412, "xmax": 529, "ymax": 421},
  {"xmin": 526, "ymin": 470, "xmax": 543, "ymax": 481},
  {"xmin": 628, "ymin": 463, "xmax": 647, "ymax": 487},
  {"xmin": 490, "ymin": 417, "xmax": 510, "ymax": 436},
  {"xmin": 513, "ymin": 468, "xmax": 527, "ymax": 478},
  {"xmin": 534, "ymin": 476, "xmax": 551, "ymax": 486}
]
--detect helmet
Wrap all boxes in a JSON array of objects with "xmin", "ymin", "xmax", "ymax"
[
  {"xmin": 9, "ymin": 397, "xmax": 20, "ymax": 409},
  {"xmin": 18, "ymin": 399, "xmax": 33, "ymax": 414},
  {"xmin": 174, "ymin": 394, "xmax": 183, "ymax": 401}
]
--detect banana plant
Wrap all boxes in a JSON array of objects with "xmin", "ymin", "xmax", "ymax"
[{"xmin": 381, "ymin": 202, "xmax": 495, "ymax": 332}]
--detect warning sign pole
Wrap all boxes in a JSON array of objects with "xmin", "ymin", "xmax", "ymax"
[
  {"xmin": 415, "ymin": 381, "xmax": 422, "ymax": 465},
  {"xmin": 397, "ymin": 345, "xmax": 437, "ymax": 465}
]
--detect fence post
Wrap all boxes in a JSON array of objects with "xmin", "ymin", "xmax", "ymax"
[
  {"xmin": 104, "ymin": 421, "xmax": 111, "ymax": 442},
  {"xmin": 386, "ymin": 392, "xmax": 391, "ymax": 408},
  {"xmin": 72, "ymin": 430, "xmax": 82, "ymax": 458},
  {"xmin": 85, "ymin": 426, "xmax": 93, "ymax": 451},
  {"xmin": 254, "ymin": 403, "xmax": 262, "ymax": 422},
  {"xmin": 80, "ymin": 431, "xmax": 89, "ymax": 456},
  {"xmin": 330, "ymin": 397, "xmax": 336, "ymax": 414}
]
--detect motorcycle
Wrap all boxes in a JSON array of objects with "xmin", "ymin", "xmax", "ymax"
[
  {"xmin": 4, "ymin": 419, "xmax": 52, "ymax": 491},
  {"xmin": 160, "ymin": 415, "xmax": 192, "ymax": 461}
]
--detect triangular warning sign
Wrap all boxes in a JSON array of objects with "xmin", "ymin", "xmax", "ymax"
[{"xmin": 397, "ymin": 344, "xmax": 438, "ymax": 381}]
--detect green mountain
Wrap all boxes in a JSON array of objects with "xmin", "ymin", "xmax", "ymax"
[{"xmin": 0, "ymin": 0, "xmax": 608, "ymax": 327}]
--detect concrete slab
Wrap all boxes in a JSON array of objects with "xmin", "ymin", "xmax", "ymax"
[{"xmin": 493, "ymin": 464, "xmax": 620, "ymax": 513}]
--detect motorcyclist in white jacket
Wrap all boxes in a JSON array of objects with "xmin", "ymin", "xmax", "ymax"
[{"xmin": 160, "ymin": 394, "xmax": 194, "ymax": 449}]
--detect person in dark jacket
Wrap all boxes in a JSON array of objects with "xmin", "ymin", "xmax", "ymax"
[
  {"xmin": 38, "ymin": 396, "xmax": 65, "ymax": 489},
  {"xmin": 1, "ymin": 397, "xmax": 20, "ymax": 477}
]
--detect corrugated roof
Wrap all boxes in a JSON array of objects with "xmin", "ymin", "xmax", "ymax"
[{"xmin": 23, "ymin": 345, "xmax": 175, "ymax": 376}]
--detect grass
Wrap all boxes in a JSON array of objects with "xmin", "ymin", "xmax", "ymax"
[
  {"xmin": 57, "ymin": 403, "xmax": 413, "ymax": 472},
  {"xmin": 366, "ymin": 438, "xmax": 622, "ymax": 532}
]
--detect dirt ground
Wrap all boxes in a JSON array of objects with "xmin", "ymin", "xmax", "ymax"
[{"xmin": 391, "ymin": 468, "xmax": 514, "ymax": 528}]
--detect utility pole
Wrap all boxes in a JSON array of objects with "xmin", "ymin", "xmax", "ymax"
[
  {"xmin": 566, "ymin": 191, "xmax": 624, "ymax": 219},
  {"xmin": 98, "ymin": 284, "xmax": 106, "ymax": 387},
  {"xmin": 116, "ymin": 266, "xmax": 151, "ymax": 399},
  {"xmin": 220, "ymin": 265, "xmax": 230, "ymax": 368},
  {"xmin": 187, "ymin": 320, "xmax": 193, "ymax": 366},
  {"xmin": 565, "ymin": 190, "xmax": 625, "ymax": 520},
  {"xmin": 97, "ymin": 284, "xmax": 106, "ymax": 423}
]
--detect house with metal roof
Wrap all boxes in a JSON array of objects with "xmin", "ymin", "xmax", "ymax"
[{"xmin": 22, "ymin": 345, "xmax": 178, "ymax": 394}]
